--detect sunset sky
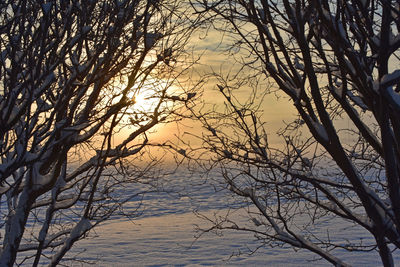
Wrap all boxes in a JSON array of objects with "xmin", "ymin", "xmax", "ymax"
[{"xmin": 123, "ymin": 26, "xmax": 299, "ymax": 152}]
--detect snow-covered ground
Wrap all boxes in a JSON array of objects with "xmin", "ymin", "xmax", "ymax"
[
  {"xmin": 74, "ymin": 211, "xmax": 318, "ymax": 266},
  {"xmin": 68, "ymin": 170, "xmax": 399, "ymax": 266}
]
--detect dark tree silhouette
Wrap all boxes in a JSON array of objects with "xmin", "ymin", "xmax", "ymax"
[
  {"xmin": 0, "ymin": 0, "xmax": 197, "ymax": 265},
  {"xmin": 190, "ymin": 0, "xmax": 400, "ymax": 266}
]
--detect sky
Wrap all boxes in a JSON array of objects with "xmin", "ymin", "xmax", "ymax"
[
  {"xmin": 125, "ymin": 24, "xmax": 299, "ymax": 153},
  {"xmin": 140, "ymin": 16, "xmax": 371, "ymax": 154}
]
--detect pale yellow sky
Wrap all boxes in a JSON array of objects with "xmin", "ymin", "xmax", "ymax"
[
  {"xmin": 114, "ymin": 26, "xmax": 300, "ymax": 157},
  {"xmin": 188, "ymin": 28, "xmax": 299, "ymax": 146}
]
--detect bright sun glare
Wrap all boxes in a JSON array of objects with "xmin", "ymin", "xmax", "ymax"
[
  {"xmin": 126, "ymin": 78, "xmax": 177, "ymax": 114},
  {"xmin": 127, "ymin": 87, "xmax": 159, "ymax": 114},
  {"xmin": 117, "ymin": 80, "xmax": 180, "ymax": 142}
]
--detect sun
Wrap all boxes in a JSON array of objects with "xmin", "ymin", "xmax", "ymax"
[
  {"xmin": 116, "ymin": 78, "xmax": 188, "ymax": 146},
  {"xmin": 127, "ymin": 88, "xmax": 159, "ymax": 115},
  {"xmin": 125, "ymin": 77, "xmax": 182, "ymax": 115}
]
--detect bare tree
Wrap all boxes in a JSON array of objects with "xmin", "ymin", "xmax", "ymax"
[
  {"xmin": 189, "ymin": 0, "xmax": 400, "ymax": 266},
  {"xmin": 0, "ymin": 0, "xmax": 198, "ymax": 265}
]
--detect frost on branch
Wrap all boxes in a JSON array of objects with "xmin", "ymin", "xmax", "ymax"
[
  {"xmin": 0, "ymin": 0, "xmax": 196, "ymax": 265},
  {"xmin": 190, "ymin": 0, "xmax": 400, "ymax": 266}
]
